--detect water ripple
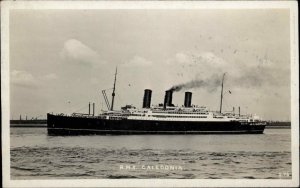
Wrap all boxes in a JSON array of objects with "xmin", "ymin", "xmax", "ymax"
[{"xmin": 11, "ymin": 146, "xmax": 292, "ymax": 179}]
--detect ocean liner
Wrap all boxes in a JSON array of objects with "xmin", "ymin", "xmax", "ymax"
[{"xmin": 47, "ymin": 69, "xmax": 266, "ymax": 135}]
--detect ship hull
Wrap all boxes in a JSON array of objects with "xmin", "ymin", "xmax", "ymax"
[{"xmin": 47, "ymin": 113, "xmax": 266, "ymax": 135}]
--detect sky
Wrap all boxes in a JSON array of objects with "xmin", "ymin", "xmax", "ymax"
[{"xmin": 9, "ymin": 9, "xmax": 291, "ymax": 121}]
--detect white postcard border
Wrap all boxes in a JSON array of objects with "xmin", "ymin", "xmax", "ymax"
[{"xmin": 1, "ymin": 1, "xmax": 299, "ymax": 187}]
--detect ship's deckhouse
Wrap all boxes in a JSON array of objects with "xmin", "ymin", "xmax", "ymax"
[{"xmin": 125, "ymin": 108, "xmax": 237, "ymax": 122}]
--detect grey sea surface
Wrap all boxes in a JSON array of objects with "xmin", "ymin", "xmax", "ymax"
[{"xmin": 10, "ymin": 127, "xmax": 291, "ymax": 179}]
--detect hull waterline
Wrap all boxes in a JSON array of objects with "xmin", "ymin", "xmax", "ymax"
[{"xmin": 47, "ymin": 113, "xmax": 265, "ymax": 135}]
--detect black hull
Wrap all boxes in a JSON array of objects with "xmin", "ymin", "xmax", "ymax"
[{"xmin": 47, "ymin": 113, "xmax": 265, "ymax": 135}]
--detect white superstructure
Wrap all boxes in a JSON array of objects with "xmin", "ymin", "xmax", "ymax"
[{"xmin": 100, "ymin": 105, "xmax": 261, "ymax": 123}]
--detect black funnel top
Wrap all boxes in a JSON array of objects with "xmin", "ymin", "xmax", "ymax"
[
  {"xmin": 143, "ymin": 89, "xmax": 152, "ymax": 108},
  {"xmin": 164, "ymin": 90, "xmax": 173, "ymax": 109},
  {"xmin": 184, "ymin": 92, "xmax": 192, "ymax": 107}
]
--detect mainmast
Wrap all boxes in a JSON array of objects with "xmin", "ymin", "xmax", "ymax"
[
  {"xmin": 110, "ymin": 67, "xmax": 117, "ymax": 111},
  {"xmin": 219, "ymin": 73, "xmax": 226, "ymax": 113}
]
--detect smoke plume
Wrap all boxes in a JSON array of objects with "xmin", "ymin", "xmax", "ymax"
[{"xmin": 169, "ymin": 77, "xmax": 221, "ymax": 92}]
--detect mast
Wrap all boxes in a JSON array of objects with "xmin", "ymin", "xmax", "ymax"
[
  {"xmin": 219, "ymin": 73, "xmax": 226, "ymax": 113},
  {"xmin": 110, "ymin": 67, "xmax": 117, "ymax": 111}
]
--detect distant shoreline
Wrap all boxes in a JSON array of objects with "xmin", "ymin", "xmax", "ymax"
[
  {"xmin": 265, "ymin": 126, "xmax": 291, "ymax": 129},
  {"xmin": 266, "ymin": 121, "xmax": 291, "ymax": 128},
  {"xmin": 10, "ymin": 120, "xmax": 47, "ymax": 124},
  {"xmin": 10, "ymin": 120, "xmax": 47, "ymax": 127}
]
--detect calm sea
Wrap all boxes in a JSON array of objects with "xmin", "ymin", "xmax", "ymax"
[{"xmin": 10, "ymin": 127, "xmax": 291, "ymax": 179}]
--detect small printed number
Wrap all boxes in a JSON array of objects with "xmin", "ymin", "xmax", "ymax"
[{"xmin": 279, "ymin": 172, "xmax": 290, "ymax": 178}]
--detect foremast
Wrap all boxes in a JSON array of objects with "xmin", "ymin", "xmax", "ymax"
[{"xmin": 111, "ymin": 67, "xmax": 117, "ymax": 111}]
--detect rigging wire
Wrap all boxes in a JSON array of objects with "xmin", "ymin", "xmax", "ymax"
[
  {"xmin": 72, "ymin": 104, "xmax": 89, "ymax": 114},
  {"xmin": 222, "ymin": 90, "xmax": 235, "ymax": 113}
]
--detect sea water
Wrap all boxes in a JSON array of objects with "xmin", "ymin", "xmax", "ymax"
[{"xmin": 10, "ymin": 127, "xmax": 291, "ymax": 179}]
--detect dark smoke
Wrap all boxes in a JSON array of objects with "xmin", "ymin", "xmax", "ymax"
[{"xmin": 169, "ymin": 77, "xmax": 221, "ymax": 92}]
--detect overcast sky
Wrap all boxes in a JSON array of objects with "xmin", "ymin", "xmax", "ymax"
[{"xmin": 10, "ymin": 9, "xmax": 291, "ymax": 121}]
